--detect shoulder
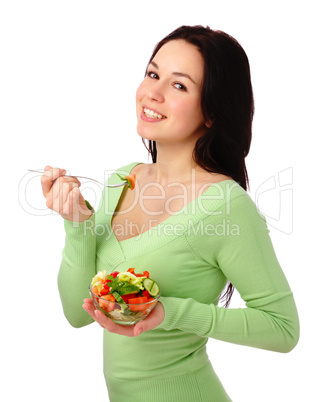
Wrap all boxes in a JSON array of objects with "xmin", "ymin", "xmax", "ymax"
[
  {"xmin": 198, "ymin": 179, "xmax": 246, "ymax": 212},
  {"xmin": 198, "ymin": 179, "xmax": 267, "ymax": 226},
  {"xmin": 219, "ymin": 182, "xmax": 268, "ymax": 235},
  {"xmin": 186, "ymin": 182, "xmax": 270, "ymax": 259},
  {"xmin": 116, "ymin": 161, "xmax": 143, "ymax": 175}
]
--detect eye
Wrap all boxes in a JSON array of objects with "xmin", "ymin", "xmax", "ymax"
[
  {"xmin": 173, "ymin": 82, "xmax": 187, "ymax": 91},
  {"xmin": 147, "ymin": 71, "xmax": 159, "ymax": 79}
]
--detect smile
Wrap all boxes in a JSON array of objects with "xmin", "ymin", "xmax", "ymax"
[{"xmin": 143, "ymin": 107, "xmax": 166, "ymax": 120}]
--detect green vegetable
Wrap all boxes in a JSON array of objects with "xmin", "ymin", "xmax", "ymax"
[
  {"xmin": 117, "ymin": 272, "xmax": 147, "ymax": 290},
  {"xmin": 118, "ymin": 284, "xmax": 140, "ymax": 296},
  {"xmin": 91, "ymin": 270, "xmax": 107, "ymax": 289},
  {"xmin": 143, "ymin": 278, "xmax": 160, "ymax": 297},
  {"xmin": 112, "ymin": 292, "xmax": 125, "ymax": 304},
  {"xmin": 107, "ymin": 276, "xmax": 121, "ymax": 293}
]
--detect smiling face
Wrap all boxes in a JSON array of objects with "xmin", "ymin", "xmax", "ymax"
[{"xmin": 136, "ymin": 40, "xmax": 207, "ymax": 146}]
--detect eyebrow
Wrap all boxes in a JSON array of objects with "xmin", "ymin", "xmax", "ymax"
[{"xmin": 149, "ymin": 61, "xmax": 197, "ymax": 85}]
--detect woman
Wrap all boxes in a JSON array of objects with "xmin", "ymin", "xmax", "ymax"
[{"xmin": 41, "ymin": 25, "xmax": 299, "ymax": 401}]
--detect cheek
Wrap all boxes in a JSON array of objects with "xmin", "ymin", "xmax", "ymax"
[
  {"xmin": 171, "ymin": 98, "xmax": 206, "ymax": 135},
  {"xmin": 169, "ymin": 99, "xmax": 187, "ymax": 117},
  {"xmin": 136, "ymin": 81, "xmax": 146, "ymax": 104},
  {"xmin": 188, "ymin": 97, "xmax": 204, "ymax": 124},
  {"xmin": 171, "ymin": 98, "xmax": 202, "ymax": 121},
  {"xmin": 136, "ymin": 85, "xmax": 143, "ymax": 119}
]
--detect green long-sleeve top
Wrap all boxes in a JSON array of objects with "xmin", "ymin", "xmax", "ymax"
[{"xmin": 58, "ymin": 162, "xmax": 299, "ymax": 401}]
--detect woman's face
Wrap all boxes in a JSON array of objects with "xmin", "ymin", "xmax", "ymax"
[{"xmin": 136, "ymin": 40, "xmax": 207, "ymax": 145}]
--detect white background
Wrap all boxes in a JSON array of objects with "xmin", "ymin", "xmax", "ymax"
[{"xmin": 1, "ymin": 1, "xmax": 310, "ymax": 401}]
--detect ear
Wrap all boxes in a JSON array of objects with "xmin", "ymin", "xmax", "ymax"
[{"xmin": 205, "ymin": 120, "xmax": 213, "ymax": 129}]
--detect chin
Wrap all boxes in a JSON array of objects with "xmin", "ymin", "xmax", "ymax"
[{"xmin": 136, "ymin": 126, "xmax": 156, "ymax": 142}]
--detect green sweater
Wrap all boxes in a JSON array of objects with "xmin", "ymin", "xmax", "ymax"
[{"xmin": 58, "ymin": 162, "xmax": 299, "ymax": 402}]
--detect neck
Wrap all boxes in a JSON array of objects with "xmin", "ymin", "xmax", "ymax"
[{"xmin": 151, "ymin": 142, "xmax": 204, "ymax": 185}]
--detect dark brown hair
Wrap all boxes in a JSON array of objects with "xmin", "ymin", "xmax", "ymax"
[{"xmin": 143, "ymin": 25, "xmax": 254, "ymax": 307}]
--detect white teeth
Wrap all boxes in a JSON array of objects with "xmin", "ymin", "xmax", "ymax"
[{"xmin": 144, "ymin": 108, "xmax": 164, "ymax": 119}]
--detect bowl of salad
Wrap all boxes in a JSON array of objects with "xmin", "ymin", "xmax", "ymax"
[{"xmin": 89, "ymin": 268, "xmax": 160, "ymax": 325}]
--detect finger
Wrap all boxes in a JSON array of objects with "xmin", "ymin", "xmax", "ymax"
[
  {"xmin": 54, "ymin": 178, "xmax": 82, "ymax": 210},
  {"xmin": 45, "ymin": 176, "xmax": 81, "ymax": 212},
  {"xmin": 134, "ymin": 316, "xmax": 151, "ymax": 336},
  {"xmin": 134, "ymin": 302, "xmax": 164, "ymax": 336},
  {"xmin": 82, "ymin": 299, "xmax": 95, "ymax": 311},
  {"xmin": 82, "ymin": 300, "xmax": 97, "ymax": 320},
  {"xmin": 83, "ymin": 298, "xmax": 94, "ymax": 306},
  {"xmin": 60, "ymin": 175, "xmax": 81, "ymax": 186},
  {"xmin": 69, "ymin": 185, "xmax": 84, "ymax": 222},
  {"xmin": 42, "ymin": 168, "xmax": 81, "ymax": 200},
  {"xmin": 41, "ymin": 167, "xmax": 66, "ymax": 197},
  {"xmin": 59, "ymin": 182, "xmax": 79, "ymax": 216},
  {"xmin": 53, "ymin": 175, "xmax": 81, "ymax": 189}
]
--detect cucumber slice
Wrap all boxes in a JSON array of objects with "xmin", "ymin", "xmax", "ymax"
[
  {"xmin": 112, "ymin": 292, "xmax": 125, "ymax": 304},
  {"xmin": 118, "ymin": 284, "xmax": 140, "ymax": 296},
  {"xmin": 143, "ymin": 278, "xmax": 160, "ymax": 297}
]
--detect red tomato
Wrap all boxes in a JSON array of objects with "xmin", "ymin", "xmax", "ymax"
[
  {"xmin": 121, "ymin": 293, "xmax": 139, "ymax": 303},
  {"xmin": 100, "ymin": 287, "xmax": 109, "ymax": 296},
  {"xmin": 128, "ymin": 296, "xmax": 148, "ymax": 311},
  {"xmin": 99, "ymin": 294, "xmax": 116, "ymax": 312},
  {"xmin": 91, "ymin": 286, "xmax": 100, "ymax": 296}
]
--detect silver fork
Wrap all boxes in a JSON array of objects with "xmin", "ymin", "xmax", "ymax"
[{"xmin": 27, "ymin": 169, "xmax": 127, "ymax": 188}]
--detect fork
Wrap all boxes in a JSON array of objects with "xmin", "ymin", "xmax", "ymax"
[{"xmin": 27, "ymin": 169, "xmax": 127, "ymax": 188}]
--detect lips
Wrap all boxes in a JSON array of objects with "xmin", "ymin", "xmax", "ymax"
[{"xmin": 142, "ymin": 105, "xmax": 166, "ymax": 120}]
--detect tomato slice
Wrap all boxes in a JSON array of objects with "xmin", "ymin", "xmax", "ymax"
[
  {"xmin": 91, "ymin": 286, "xmax": 100, "ymax": 296},
  {"xmin": 128, "ymin": 296, "xmax": 148, "ymax": 311},
  {"xmin": 98, "ymin": 294, "xmax": 116, "ymax": 312},
  {"xmin": 121, "ymin": 293, "xmax": 139, "ymax": 303}
]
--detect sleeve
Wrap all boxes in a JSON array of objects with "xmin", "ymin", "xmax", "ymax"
[
  {"xmin": 57, "ymin": 214, "xmax": 96, "ymax": 328},
  {"xmin": 157, "ymin": 194, "xmax": 300, "ymax": 353},
  {"xmin": 57, "ymin": 162, "xmax": 138, "ymax": 328}
]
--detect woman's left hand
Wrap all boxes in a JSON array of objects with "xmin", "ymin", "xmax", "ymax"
[{"xmin": 82, "ymin": 298, "xmax": 165, "ymax": 337}]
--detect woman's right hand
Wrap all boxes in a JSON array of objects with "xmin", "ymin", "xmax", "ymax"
[{"xmin": 41, "ymin": 165, "xmax": 93, "ymax": 222}]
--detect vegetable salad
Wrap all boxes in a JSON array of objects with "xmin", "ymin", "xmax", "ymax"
[{"xmin": 89, "ymin": 268, "xmax": 160, "ymax": 324}]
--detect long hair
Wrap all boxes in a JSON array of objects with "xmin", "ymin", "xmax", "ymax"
[{"xmin": 142, "ymin": 25, "xmax": 254, "ymax": 307}]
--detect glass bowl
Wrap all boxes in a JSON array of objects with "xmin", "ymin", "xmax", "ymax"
[{"xmin": 89, "ymin": 285, "xmax": 161, "ymax": 325}]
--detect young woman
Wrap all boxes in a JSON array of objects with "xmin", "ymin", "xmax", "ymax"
[{"xmin": 41, "ymin": 25, "xmax": 299, "ymax": 402}]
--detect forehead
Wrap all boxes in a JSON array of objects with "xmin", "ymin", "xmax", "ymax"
[{"xmin": 152, "ymin": 40, "xmax": 204, "ymax": 84}]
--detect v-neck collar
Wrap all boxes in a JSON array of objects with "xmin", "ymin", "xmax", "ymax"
[
  {"xmin": 102, "ymin": 162, "xmax": 244, "ymax": 260},
  {"xmin": 108, "ymin": 162, "xmax": 142, "ymax": 229}
]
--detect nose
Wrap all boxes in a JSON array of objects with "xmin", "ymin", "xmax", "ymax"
[{"xmin": 147, "ymin": 81, "xmax": 165, "ymax": 103}]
